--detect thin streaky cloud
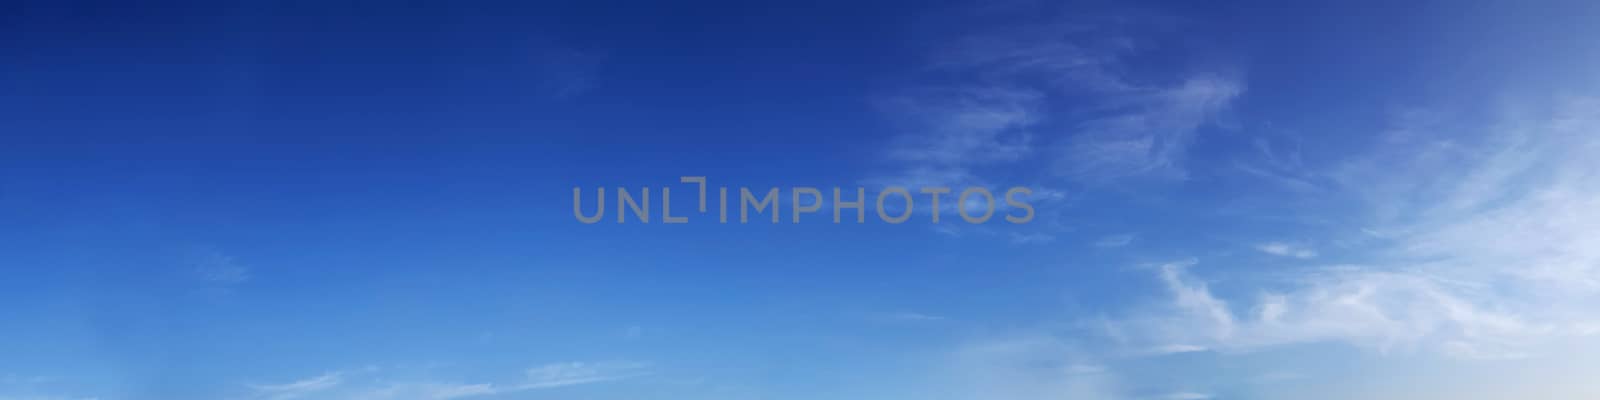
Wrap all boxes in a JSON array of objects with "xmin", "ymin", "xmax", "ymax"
[
  {"xmin": 249, "ymin": 372, "xmax": 341, "ymax": 400},
  {"xmin": 247, "ymin": 362, "xmax": 649, "ymax": 400},
  {"xmin": 881, "ymin": 311, "xmax": 948, "ymax": 322},
  {"xmin": 1254, "ymin": 242, "xmax": 1316, "ymax": 259},
  {"xmin": 191, "ymin": 249, "xmax": 250, "ymax": 285},
  {"xmin": 1099, "ymin": 97, "xmax": 1600, "ymax": 360},
  {"xmin": 1010, "ymin": 232, "xmax": 1056, "ymax": 244},
  {"xmin": 867, "ymin": 15, "xmax": 1243, "ymax": 206},
  {"xmin": 517, "ymin": 361, "xmax": 651, "ymax": 390},
  {"xmin": 1093, "ymin": 233, "xmax": 1136, "ymax": 247}
]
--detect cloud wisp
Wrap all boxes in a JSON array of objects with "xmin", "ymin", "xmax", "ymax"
[
  {"xmin": 248, "ymin": 362, "xmax": 650, "ymax": 400},
  {"xmin": 1254, "ymin": 242, "xmax": 1316, "ymax": 259},
  {"xmin": 869, "ymin": 18, "xmax": 1242, "ymax": 196},
  {"xmin": 1104, "ymin": 97, "xmax": 1600, "ymax": 360},
  {"xmin": 249, "ymin": 372, "xmax": 342, "ymax": 400},
  {"xmin": 1093, "ymin": 234, "xmax": 1137, "ymax": 248}
]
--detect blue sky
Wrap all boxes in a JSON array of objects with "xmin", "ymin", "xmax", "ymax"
[{"xmin": 5, "ymin": 1, "xmax": 1600, "ymax": 399}]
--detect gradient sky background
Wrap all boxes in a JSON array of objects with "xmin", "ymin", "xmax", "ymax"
[{"xmin": 6, "ymin": 1, "xmax": 1600, "ymax": 399}]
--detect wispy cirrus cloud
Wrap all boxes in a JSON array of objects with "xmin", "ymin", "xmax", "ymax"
[
  {"xmin": 518, "ymin": 361, "xmax": 651, "ymax": 390},
  {"xmin": 1010, "ymin": 232, "xmax": 1057, "ymax": 244},
  {"xmin": 1102, "ymin": 96, "xmax": 1600, "ymax": 361},
  {"xmin": 250, "ymin": 372, "xmax": 341, "ymax": 400},
  {"xmin": 1160, "ymin": 392, "xmax": 1214, "ymax": 400},
  {"xmin": 879, "ymin": 86, "xmax": 1041, "ymax": 168},
  {"xmin": 0, "ymin": 374, "xmax": 94, "ymax": 400},
  {"xmin": 534, "ymin": 48, "xmax": 604, "ymax": 99},
  {"xmin": 1254, "ymin": 242, "xmax": 1316, "ymax": 259},
  {"xmin": 1234, "ymin": 136, "xmax": 1326, "ymax": 193},
  {"xmin": 1093, "ymin": 233, "xmax": 1136, "ymax": 248},
  {"xmin": 352, "ymin": 382, "xmax": 495, "ymax": 400},
  {"xmin": 879, "ymin": 311, "xmax": 948, "ymax": 322},
  {"xmin": 367, "ymin": 362, "xmax": 649, "ymax": 399},
  {"xmin": 865, "ymin": 14, "xmax": 1242, "ymax": 231},
  {"xmin": 248, "ymin": 361, "xmax": 650, "ymax": 400},
  {"xmin": 0, "ymin": 395, "xmax": 102, "ymax": 400},
  {"xmin": 943, "ymin": 335, "xmax": 1123, "ymax": 400},
  {"xmin": 191, "ymin": 248, "xmax": 250, "ymax": 285},
  {"xmin": 1053, "ymin": 75, "xmax": 1242, "ymax": 182}
]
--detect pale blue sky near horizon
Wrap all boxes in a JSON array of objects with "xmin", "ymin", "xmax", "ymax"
[{"xmin": 5, "ymin": 1, "xmax": 1600, "ymax": 399}]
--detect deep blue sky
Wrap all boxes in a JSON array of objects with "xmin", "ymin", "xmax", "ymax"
[{"xmin": 5, "ymin": 1, "xmax": 1600, "ymax": 399}]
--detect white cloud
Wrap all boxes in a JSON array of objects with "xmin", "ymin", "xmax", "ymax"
[
  {"xmin": 354, "ymin": 382, "xmax": 496, "ymax": 400},
  {"xmin": 1250, "ymin": 371, "xmax": 1304, "ymax": 383},
  {"xmin": 1101, "ymin": 257, "xmax": 1541, "ymax": 359},
  {"xmin": 943, "ymin": 336, "xmax": 1125, "ymax": 400},
  {"xmin": 1055, "ymin": 76, "xmax": 1242, "ymax": 181},
  {"xmin": 1160, "ymin": 392, "xmax": 1214, "ymax": 400},
  {"xmin": 1145, "ymin": 344, "xmax": 1207, "ymax": 355},
  {"xmin": 867, "ymin": 16, "xmax": 1242, "ymax": 200},
  {"xmin": 1010, "ymin": 232, "xmax": 1057, "ymax": 244},
  {"xmin": 0, "ymin": 376, "xmax": 47, "ymax": 385},
  {"xmin": 520, "ymin": 361, "xmax": 650, "ymax": 389},
  {"xmin": 1093, "ymin": 234, "xmax": 1136, "ymax": 247},
  {"xmin": 535, "ymin": 47, "xmax": 603, "ymax": 99},
  {"xmin": 249, "ymin": 362, "xmax": 649, "ymax": 400},
  {"xmin": 0, "ymin": 374, "xmax": 95, "ymax": 400},
  {"xmin": 1234, "ymin": 136, "xmax": 1325, "ymax": 193},
  {"xmin": 879, "ymin": 87, "xmax": 1041, "ymax": 168},
  {"xmin": 1104, "ymin": 97, "xmax": 1600, "ymax": 360},
  {"xmin": 0, "ymin": 396, "xmax": 100, "ymax": 400},
  {"xmin": 192, "ymin": 249, "xmax": 250, "ymax": 285},
  {"xmin": 881, "ymin": 311, "xmax": 948, "ymax": 322},
  {"xmin": 1255, "ymin": 242, "xmax": 1316, "ymax": 259},
  {"xmin": 1063, "ymin": 364, "xmax": 1108, "ymax": 375},
  {"xmin": 250, "ymin": 372, "xmax": 341, "ymax": 400}
]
